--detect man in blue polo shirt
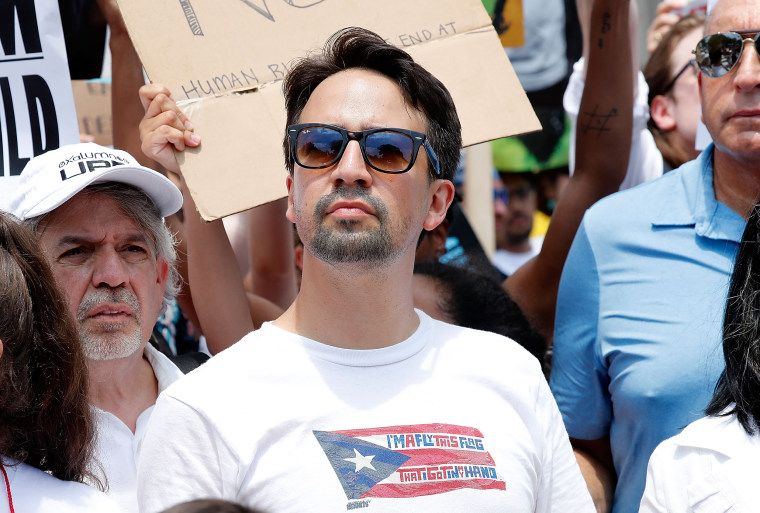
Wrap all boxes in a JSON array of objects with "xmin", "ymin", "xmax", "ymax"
[{"xmin": 551, "ymin": 0, "xmax": 760, "ymax": 512}]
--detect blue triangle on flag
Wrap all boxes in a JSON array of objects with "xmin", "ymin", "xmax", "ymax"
[{"xmin": 313, "ymin": 430, "xmax": 410, "ymax": 500}]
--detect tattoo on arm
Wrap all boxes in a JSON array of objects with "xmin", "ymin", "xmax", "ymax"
[
  {"xmin": 580, "ymin": 105, "xmax": 619, "ymax": 137},
  {"xmin": 597, "ymin": 12, "xmax": 612, "ymax": 48}
]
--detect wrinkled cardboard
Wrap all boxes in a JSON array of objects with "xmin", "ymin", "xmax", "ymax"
[
  {"xmin": 118, "ymin": 0, "xmax": 539, "ymax": 220},
  {"xmin": 72, "ymin": 80, "xmax": 112, "ymax": 147}
]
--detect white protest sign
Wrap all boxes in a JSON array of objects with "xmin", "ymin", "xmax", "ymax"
[
  {"xmin": 119, "ymin": 0, "xmax": 540, "ymax": 220},
  {"xmin": 0, "ymin": 0, "xmax": 79, "ymax": 209}
]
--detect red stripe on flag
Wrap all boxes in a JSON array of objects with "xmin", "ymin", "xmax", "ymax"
[{"xmin": 361, "ymin": 479, "xmax": 506, "ymax": 499}]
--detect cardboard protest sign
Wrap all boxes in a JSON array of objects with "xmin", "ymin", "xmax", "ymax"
[
  {"xmin": 72, "ymin": 80, "xmax": 112, "ymax": 147},
  {"xmin": 119, "ymin": 0, "xmax": 539, "ymax": 220},
  {"xmin": 0, "ymin": 0, "xmax": 79, "ymax": 206}
]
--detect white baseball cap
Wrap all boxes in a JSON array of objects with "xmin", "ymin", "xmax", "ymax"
[{"xmin": 8, "ymin": 142, "xmax": 183, "ymax": 220}]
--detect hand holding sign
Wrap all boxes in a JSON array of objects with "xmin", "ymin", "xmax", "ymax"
[{"xmin": 139, "ymin": 84, "xmax": 200, "ymax": 175}]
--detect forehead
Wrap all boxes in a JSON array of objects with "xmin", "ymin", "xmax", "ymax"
[
  {"xmin": 299, "ymin": 68, "xmax": 426, "ymax": 132},
  {"xmin": 671, "ymin": 27, "xmax": 703, "ymax": 64},
  {"xmin": 707, "ymin": 0, "xmax": 760, "ymax": 33},
  {"xmin": 40, "ymin": 192, "xmax": 141, "ymax": 240}
]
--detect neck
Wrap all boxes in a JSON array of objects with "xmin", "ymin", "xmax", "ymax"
[
  {"xmin": 713, "ymin": 150, "xmax": 760, "ymax": 219},
  {"xmin": 502, "ymin": 237, "xmax": 532, "ymax": 253},
  {"xmin": 87, "ymin": 346, "xmax": 158, "ymax": 433},
  {"xmin": 274, "ymin": 251, "xmax": 420, "ymax": 349}
]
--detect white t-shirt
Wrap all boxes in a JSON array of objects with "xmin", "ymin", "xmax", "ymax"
[
  {"xmin": 640, "ymin": 412, "xmax": 760, "ymax": 512},
  {"xmin": 88, "ymin": 344, "xmax": 183, "ymax": 513},
  {"xmin": 137, "ymin": 311, "xmax": 594, "ymax": 513},
  {"xmin": 492, "ymin": 235, "xmax": 544, "ymax": 276},
  {"xmin": 0, "ymin": 458, "xmax": 118, "ymax": 513}
]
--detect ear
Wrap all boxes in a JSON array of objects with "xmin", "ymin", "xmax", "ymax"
[
  {"xmin": 294, "ymin": 244, "xmax": 304, "ymax": 271},
  {"xmin": 285, "ymin": 175, "xmax": 295, "ymax": 224},
  {"xmin": 0, "ymin": 337, "xmax": 3, "ymax": 361},
  {"xmin": 650, "ymin": 94, "xmax": 676, "ymax": 131},
  {"xmin": 156, "ymin": 257, "xmax": 170, "ymax": 290},
  {"xmin": 698, "ymin": 72, "xmax": 705, "ymax": 124},
  {"xmin": 428, "ymin": 218, "xmax": 450, "ymax": 258},
  {"xmin": 423, "ymin": 180, "xmax": 455, "ymax": 231}
]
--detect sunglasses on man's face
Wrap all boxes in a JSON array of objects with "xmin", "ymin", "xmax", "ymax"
[
  {"xmin": 287, "ymin": 123, "xmax": 441, "ymax": 176},
  {"xmin": 694, "ymin": 29, "xmax": 760, "ymax": 78}
]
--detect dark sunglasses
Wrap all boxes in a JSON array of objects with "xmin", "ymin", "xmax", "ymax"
[
  {"xmin": 662, "ymin": 59, "xmax": 697, "ymax": 93},
  {"xmin": 694, "ymin": 29, "xmax": 760, "ymax": 78},
  {"xmin": 287, "ymin": 123, "xmax": 441, "ymax": 176}
]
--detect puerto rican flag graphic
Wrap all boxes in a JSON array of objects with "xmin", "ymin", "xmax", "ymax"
[{"xmin": 313, "ymin": 423, "xmax": 506, "ymax": 500}]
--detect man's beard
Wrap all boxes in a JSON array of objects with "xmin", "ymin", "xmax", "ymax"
[
  {"xmin": 76, "ymin": 288, "xmax": 143, "ymax": 361},
  {"xmin": 305, "ymin": 187, "xmax": 397, "ymax": 265}
]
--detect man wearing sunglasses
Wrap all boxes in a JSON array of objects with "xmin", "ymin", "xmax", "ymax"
[
  {"xmin": 136, "ymin": 27, "xmax": 593, "ymax": 513},
  {"xmin": 551, "ymin": 1, "xmax": 760, "ymax": 512}
]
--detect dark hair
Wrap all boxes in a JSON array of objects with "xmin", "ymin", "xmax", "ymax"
[
  {"xmin": 160, "ymin": 499, "xmax": 263, "ymax": 513},
  {"xmin": 413, "ymin": 261, "xmax": 546, "ymax": 362},
  {"xmin": 706, "ymin": 202, "xmax": 760, "ymax": 433},
  {"xmin": 643, "ymin": 14, "xmax": 705, "ymax": 170},
  {"xmin": 282, "ymin": 27, "xmax": 462, "ymax": 182},
  {"xmin": 0, "ymin": 212, "xmax": 98, "ymax": 484}
]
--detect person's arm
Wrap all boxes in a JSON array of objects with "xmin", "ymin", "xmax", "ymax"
[
  {"xmin": 549, "ymin": 220, "xmax": 616, "ymax": 513},
  {"xmin": 246, "ymin": 198, "xmax": 297, "ymax": 310},
  {"xmin": 139, "ymin": 84, "xmax": 254, "ymax": 353},
  {"xmin": 646, "ymin": 0, "xmax": 686, "ymax": 55},
  {"xmin": 505, "ymin": 0, "xmax": 634, "ymax": 341},
  {"xmin": 572, "ymin": 437, "xmax": 615, "ymax": 513},
  {"xmin": 95, "ymin": 0, "xmax": 149, "ymax": 166}
]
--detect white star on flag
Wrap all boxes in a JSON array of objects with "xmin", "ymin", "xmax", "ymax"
[{"xmin": 344, "ymin": 448, "xmax": 376, "ymax": 472}]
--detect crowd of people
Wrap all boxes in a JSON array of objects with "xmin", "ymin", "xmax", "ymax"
[{"xmin": 2, "ymin": 0, "xmax": 760, "ymax": 511}]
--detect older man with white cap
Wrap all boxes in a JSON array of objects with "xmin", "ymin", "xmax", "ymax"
[{"xmin": 6, "ymin": 142, "xmax": 185, "ymax": 513}]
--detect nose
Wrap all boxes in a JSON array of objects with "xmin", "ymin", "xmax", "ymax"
[
  {"xmin": 330, "ymin": 140, "xmax": 373, "ymax": 187},
  {"xmin": 733, "ymin": 39, "xmax": 760, "ymax": 91},
  {"xmin": 494, "ymin": 196, "xmax": 507, "ymax": 217},
  {"xmin": 91, "ymin": 246, "xmax": 129, "ymax": 289}
]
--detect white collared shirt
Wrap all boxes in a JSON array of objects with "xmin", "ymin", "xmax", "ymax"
[
  {"xmin": 88, "ymin": 344, "xmax": 184, "ymax": 513},
  {"xmin": 640, "ymin": 411, "xmax": 760, "ymax": 513}
]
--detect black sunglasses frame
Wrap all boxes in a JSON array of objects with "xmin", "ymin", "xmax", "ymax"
[
  {"xmin": 694, "ymin": 29, "xmax": 760, "ymax": 78},
  {"xmin": 662, "ymin": 59, "xmax": 697, "ymax": 93},
  {"xmin": 287, "ymin": 123, "xmax": 441, "ymax": 177}
]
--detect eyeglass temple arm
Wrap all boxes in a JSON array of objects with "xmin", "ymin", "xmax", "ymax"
[{"xmin": 423, "ymin": 139, "xmax": 441, "ymax": 177}]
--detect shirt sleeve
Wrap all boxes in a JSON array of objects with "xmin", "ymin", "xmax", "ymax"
[
  {"xmin": 534, "ymin": 376, "xmax": 596, "ymax": 513},
  {"xmin": 137, "ymin": 392, "xmax": 239, "ymax": 513},
  {"xmin": 550, "ymin": 218, "xmax": 611, "ymax": 440}
]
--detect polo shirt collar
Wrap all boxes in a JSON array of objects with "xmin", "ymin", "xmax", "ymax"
[{"xmin": 652, "ymin": 144, "xmax": 745, "ymax": 243}]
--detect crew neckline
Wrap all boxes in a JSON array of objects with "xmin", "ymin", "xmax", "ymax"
[{"xmin": 261, "ymin": 309, "xmax": 432, "ymax": 367}]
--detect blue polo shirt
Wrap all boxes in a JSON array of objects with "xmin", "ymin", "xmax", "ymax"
[{"xmin": 550, "ymin": 145, "xmax": 744, "ymax": 513}]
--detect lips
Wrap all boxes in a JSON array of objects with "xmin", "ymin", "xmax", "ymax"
[
  {"xmin": 86, "ymin": 303, "xmax": 133, "ymax": 319},
  {"xmin": 326, "ymin": 201, "xmax": 377, "ymax": 217},
  {"xmin": 729, "ymin": 108, "xmax": 760, "ymax": 120}
]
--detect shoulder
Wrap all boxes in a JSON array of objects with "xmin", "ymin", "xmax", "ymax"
[
  {"xmin": 427, "ymin": 317, "xmax": 544, "ymax": 383},
  {"xmin": 6, "ymin": 462, "xmax": 119, "ymax": 512},
  {"xmin": 158, "ymin": 323, "xmax": 296, "ymax": 402}
]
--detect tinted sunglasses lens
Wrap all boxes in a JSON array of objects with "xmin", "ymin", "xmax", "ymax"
[
  {"xmin": 295, "ymin": 127, "xmax": 344, "ymax": 168},
  {"xmin": 696, "ymin": 33, "xmax": 743, "ymax": 78},
  {"xmin": 365, "ymin": 131, "xmax": 414, "ymax": 172}
]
